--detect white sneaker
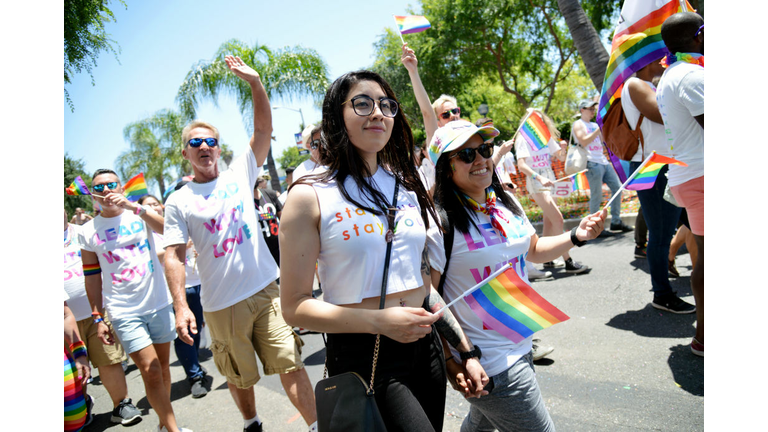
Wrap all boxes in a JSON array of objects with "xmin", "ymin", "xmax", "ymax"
[
  {"xmin": 543, "ymin": 258, "xmax": 565, "ymax": 269},
  {"xmin": 527, "ymin": 263, "xmax": 552, "ymax": 280},
  {"xmin": 158, "ymin": 427, "xmax": 193, "ymax": 432}
]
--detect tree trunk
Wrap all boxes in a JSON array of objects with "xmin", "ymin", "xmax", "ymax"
[
  {"xmin": 266, "ymin": 148, "xmax": 282, "ymax": 192},
  {"xmin": 557, "ymin": 0, "xmax": 610, "ymax": 91}
]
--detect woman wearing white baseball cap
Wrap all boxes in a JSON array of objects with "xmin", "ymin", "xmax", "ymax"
[{"xmin": 427, "ymin": 119, "xmax": 606, "ymax": 431}]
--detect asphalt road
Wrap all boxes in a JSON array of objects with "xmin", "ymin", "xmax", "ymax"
[{"xmin": 83, "ymin": 221, "xmax": 703, "ymax": 431}]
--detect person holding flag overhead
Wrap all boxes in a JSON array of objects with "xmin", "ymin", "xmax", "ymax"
[
  {"xmin": 78, "ymin": 168, "xmax": 192, "ymax": 432},
  {"xmin": 515, "ymin": 108, "xmax": 591, "ymax": 276},
  {"xmin": 427, "ymin": 120, "xmax": 606, "ymax": 431}
]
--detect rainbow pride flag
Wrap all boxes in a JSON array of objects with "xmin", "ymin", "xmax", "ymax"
[
  {"xmin": 625, "ymin": 153, "xmax": 687, "ymax": 191},
  {"xmin": 596, "ymin": 0, "xmax": 695, "ymax": 128},
  {"xmin": 572, "ymin": 171, "xmax": 589, "ymax": 191},
  {"xmin": 66, "ymin": 176, "xmax": 90, "ymax": 196},
  {"xmin": 464, "ymin": 266, "xmax": 570, "ymax": 343},
  {"xmin": 123, "ymin": 172, "xmax": 149, "ymax": 202},
  {"xmin": 518, "ymin": 111, "xmax": 553, "ymax": 152},
  {"xmin": 394, "ymin": 15, "xmax": 431, "ymax": 34},
  {"xmin": 64, "ymin": 351, "xmax": 87, "ymax": 431}
]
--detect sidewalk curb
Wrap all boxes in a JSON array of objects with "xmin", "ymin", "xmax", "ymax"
[{"xmin": 531, "ymin": 212, "xmax": 638, "ymax": 235}]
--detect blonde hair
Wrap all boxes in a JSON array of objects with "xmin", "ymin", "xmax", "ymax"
[
  {"xmin": 181, "ymin": 120, "xmax": 220, "ymax": 146},
  {"xmin": 431, "ymin": 94, "xmax": 458, "ymax": 118}
]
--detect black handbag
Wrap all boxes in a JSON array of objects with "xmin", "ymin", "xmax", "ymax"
[{"xmin": 314, "ymin": 180, "xmax": 400, "ymax": 432}]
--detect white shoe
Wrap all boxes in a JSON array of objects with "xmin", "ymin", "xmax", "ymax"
[
  {"xmin": 543, "ymin": 258, "xmax": 565, "ymax": 269},
  {"xmin": 527, "ymin": 264, "xmax": 552, "ymax": 280},
  {"xmin": 158, "ymin": 427, "xmax": 193, "ymax": 432}
]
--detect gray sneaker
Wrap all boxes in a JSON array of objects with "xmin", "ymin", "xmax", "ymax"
[
  {"xmin": 110, "ymin": 398, "xmax": 142, "ymax": 425},
  {"xmin": 190, "ymin": 376, "xmax": 208, "ymax": 398},
  {"xmin": 565, "ymin": 259, "xmax": 590, "ymax": 274},
  {"xmin": 532, "ymin": 339, "xmax": 554, "ymax": 361}
]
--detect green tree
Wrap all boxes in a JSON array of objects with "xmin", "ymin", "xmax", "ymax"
[
  {"xmin": 276, "ymin": 146, "xmax": 311, "ymax": 173},
  {"xmin": 64, "ymin": 153, "xmax": 94, "ymax": 217},
  {"xmin": 176, "ymin": 39, "xmax": 329, "ymax": 192},
  {"xmin": 64, "ymin": 0, "xmax": 126, "ymax": 111}
]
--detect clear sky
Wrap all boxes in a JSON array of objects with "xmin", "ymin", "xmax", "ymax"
[{"xmin": 63, "ymin": 0, "xmax": 423, "ymax": 194}]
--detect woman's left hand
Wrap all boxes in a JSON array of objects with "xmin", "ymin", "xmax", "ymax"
[{"xmin": 576, "ymin": 208, "xmax": 607, "ymax": 241}]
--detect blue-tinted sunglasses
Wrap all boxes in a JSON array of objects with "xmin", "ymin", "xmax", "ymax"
[
  {"xmin": 92, "ymin": 182, "xmax": 119, "ymax": 193},
  {"xmin": 187, "ymin": 138, "xmax": 218, "ymax": 148}
]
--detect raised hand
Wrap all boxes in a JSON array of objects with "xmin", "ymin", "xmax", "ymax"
[
  {"xmin": 224, "ymin": 55, "xmax": 261, "ymax": 84},
  {"xmin": 401, "ymin": 43, "xmax": 418, "ymax": 73}
]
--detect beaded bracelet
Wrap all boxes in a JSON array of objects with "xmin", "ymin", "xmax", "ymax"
[{"xmin": 69, "ymin": 341, "xmax": 88, "ymax": 359}]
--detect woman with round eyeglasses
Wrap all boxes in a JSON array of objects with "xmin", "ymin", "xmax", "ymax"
[
  {"xmin": 427, "ymin": 119, "xmax": 606, "ymax": 431},
  {"xmin": 515, "ymin": 109, "xmax": 591, "ymax": 274},
  {"xmin": 279, "ymin": 70, "xmax": 488, "ymax": 431}
]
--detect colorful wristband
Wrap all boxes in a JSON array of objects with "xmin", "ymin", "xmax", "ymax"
[
  {"xmin": 134, "ymin": 205, "xmax": 146, "ymax": 216},
  {"xmin": 83, "ymin": 263, "xmax": 101, "ymax": 276},
  {"xmin": 69, "ymin": 341, "xmax": 87, "ymax": 359},
  {"xmin": 93, "ymin": 317, "xmax": 104, "ymax": 324}
]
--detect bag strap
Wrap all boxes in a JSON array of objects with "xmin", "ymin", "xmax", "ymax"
[
  {"xmin": 436, "ymin": 208, "xmax": 453, "ymax": 297},
  {"xmin": 635, "ymin": 114, "xmax": 646, "ymax": 156}
]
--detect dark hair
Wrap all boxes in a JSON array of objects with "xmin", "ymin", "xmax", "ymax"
[
  {"xmin": 138, "ymin": 195, "xmax": 161, "ymax": 205},
  {"xmin": 661, "ymin": 12, "xmax": 703, "ymax": 53},
  {"xmin": 294, "ymin": 70, "xmax": 437, "ymax": 227},
  {"xmin": 433, "ymin": 152, "xmax": 523, "ymax": 235},
  {"xmin": 92, "ymin": 168, "xmax": 118, "ymax": 182},
  {"xmin": 285, "ymin": 166, "xmax": 296, "ymax": 174}
]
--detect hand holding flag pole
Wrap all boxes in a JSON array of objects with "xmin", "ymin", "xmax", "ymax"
[{"xmin": 601, "ymin": 151, "xmax": 688, "ymax": 212}]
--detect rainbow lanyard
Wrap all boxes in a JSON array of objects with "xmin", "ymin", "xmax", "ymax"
[
  {"xmin": 461, "ymin": 188, "xmax": 509, "ymax": 240},
  {"xmin": 661, "ymin": 52, "xmax": 704, "ymax": 68}
]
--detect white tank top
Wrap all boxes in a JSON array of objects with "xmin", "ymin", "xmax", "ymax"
[{"xmin": 312, "ymin": 167, "xmax": 427, "ymax": 305}]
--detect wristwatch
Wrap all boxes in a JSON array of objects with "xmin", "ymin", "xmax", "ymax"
[
  {"xmin": 570, "ymin": 227, "xmax": 587, "ymax": 247},
  {"xmin": 460, "ymin": 345, "xmax": 482, "ymax": 361}
]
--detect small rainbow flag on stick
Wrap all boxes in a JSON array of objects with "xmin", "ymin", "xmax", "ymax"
[
  {"xmin": 572, "ymin": 171, "xmax": 589, "ymax": 191},
  {"xmin": 123, "ymin": 172, "xmax": 149, "ymax": 202},
  {"xmin": 393, "ymin": 15, "xmax": 431, "ymax": 44},
  {"xmin": 66, "ymin": 176, "xmax": 90, "ymax": 196},
  {"xmin": 602, "ymin": 151, "xmax": 687, "ymax": 210},
  {"xmin": 436, "ymin": 264, "xmax": 570, "ymax": 343},
  {"xmin": 517, "ymin": 111, "xmax": 553, "ymax": 152}
]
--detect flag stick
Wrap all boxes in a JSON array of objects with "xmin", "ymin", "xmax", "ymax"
[
  {"xmin": 392, "ymin": 15, "xmax": 406, "ymax": 45},
  {"xmin": 601, "ymin": 151, "xmax": 657, "ymax": 211},
  {"xmin": 510, "ymin": 109, "xmax": 534, "ymax": 142},
  {"xmin": 434, "ymin": 263, "xmax": 513, "ymax": 316},
  {"xmin": 91, "ymin": 193, "xmax": 106, "ymax": 199},
  {"xmin": 553, "ymin": 169, "xmax": 588, "ymax": 183}
]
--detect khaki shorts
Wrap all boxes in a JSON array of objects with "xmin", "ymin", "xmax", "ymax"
[
  {"xmin": 204, "ymin": 281, "xmax": 305, "ymax": 389},
  {"xmin": 76, "ymin": 313, "xmax": 128, "ymax": 368}
]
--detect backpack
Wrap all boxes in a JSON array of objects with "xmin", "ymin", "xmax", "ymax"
[{"xmin": 601, "ymin": 98, "xmax": 645, "ymax": 161}]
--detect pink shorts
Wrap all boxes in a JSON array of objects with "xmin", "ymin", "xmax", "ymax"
[{"xmin": 670, "ymin": 176, "xmax": 704, "ymax": 236}]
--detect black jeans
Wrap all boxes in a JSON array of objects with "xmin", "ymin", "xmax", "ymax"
[{"xmin": 326, "ymin": 329, "xmax": 446, "ymax": 432}]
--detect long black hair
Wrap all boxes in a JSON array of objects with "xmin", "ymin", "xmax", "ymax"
[
  {"xmin": 293, "ymin": 70, "xmax": 437, "ymax": 228},
  {"xmin": 433, "ymin": 151, "xmax": 523, "ymax": 235}
]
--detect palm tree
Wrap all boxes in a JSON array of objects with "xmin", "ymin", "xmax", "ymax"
[
  {"xmin": 175, "ymin": 39, "xmax": 329, "ymax": 191},
  {"xmin": 557, "ymin": 0, "xmax": 610, "ymax": 91},
  {"xmin": 116, "ymin": 109, "xmax": 187, "ymax": 197}
]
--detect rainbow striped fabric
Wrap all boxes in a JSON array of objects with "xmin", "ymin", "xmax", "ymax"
[
  {"xmin": 394, "ymin": 15, "xmax": 431, "ymax": 34},
  {"xmin": 82, "ymin": 263, "xmax": 101, "ymax": 276},
  {"xmin": 465, "ymin": 267, "xmax": 570, "ymax": 343},
  {"xmin": 66, "ymin": 176, "xmax": 91, "ymax": 196},
  {"xmin": 572, "ymin": 171, "xmax": 589, "ymax": 191},
  {"xmin": 64, "ymin": 351, "xmax": 87, "ymax": 431},
  {"xmin": 596, "ymin": 0, "xmax": 694, "ymax": 128},
  {"xmin": 123, "ymin": 172, "xmax": 149, "ymax": 202},
  {"xmin": 518, "ymin": 111, "xmax": 552, "ymax": 152},
  {"xmin": 625, "ymin": 153, "xmax": 687, "ymax": 191}
]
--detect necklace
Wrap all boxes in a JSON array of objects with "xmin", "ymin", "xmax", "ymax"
[{"xmin": 661, "ymin": 52, "xmax": 704, "ymax": 68}]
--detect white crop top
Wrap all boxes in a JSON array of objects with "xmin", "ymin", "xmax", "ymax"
[{"xmin": 312, "ymin": 167, "xmax": 429, "ymax": 305}]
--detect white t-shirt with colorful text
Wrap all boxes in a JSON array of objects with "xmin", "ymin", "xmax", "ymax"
[
  {"xmin": 64, "ymin": 224, "xmax": 93, "ymax": 321},
  {"xmin": 514, "ymin": 135, "xmax": 559, "ymax": 170},
  {"xmin": 163, "ymin": 147, "xmax": 279, "ymax": 312},
  {"xmin": 428, "ymin": 194, "xmax": 536, "ymax": 377},
  {"xmin": 575, "ymin": 119, "xmax": 609, "ymax": 164},
  {"xmin": 78, "ymin": 212, "xmax": 172, "ymax": 320}
]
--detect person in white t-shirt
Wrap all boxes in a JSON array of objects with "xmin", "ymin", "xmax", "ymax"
[
  {"xmin": 64, "ymin": 209, "xmax": 141, "ymax": 426},
  {"xmin": 657, "ymin": 11, "xmax": 705, "ymax": 357},
  {"xmin": 428, "ymin": 120, "xmax": 606, "ymax": 431},
  {"xmin": 573, "ymin": 100, "xmax": 633, "ymax": 233},
  {"xmin": 79, "ymin": 169, "xmax": 190, "ymax": 432},
  {"xmin": 291, "ymin": 124, "xmax": 327, "ymax": 185},
  {"xmin": 622, "ymin": 52, "xmax": 696, "ymax": 317},
  {"xmin": 280, "ymin": 71, "xmax": 488, "ymax": 432},
  {"xmin": 163, "ymin": 56, "xmax": 316, "ymax": 432}
]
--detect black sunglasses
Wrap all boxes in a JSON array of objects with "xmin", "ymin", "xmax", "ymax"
[
  {"xmin": 342, "ymin": 95, "xmax": 399, "ymax": 118},
  {"xmin": 309, "ymin": 139, "xmax": 321, "ymax": 150},
  {"xmin": 449, "ymin": 143, "xmax": 494, "ymax": 164},
  {"xmin": 440, "ymin": 107, "xmax": 461, "ymax": 120},
  {"xmin": 92, "ymin": 182, "xmax": 119, "ymax": 193},
  {"xmin": 187, "ymin": 138, "xmax": 218, "ymax": 148}
]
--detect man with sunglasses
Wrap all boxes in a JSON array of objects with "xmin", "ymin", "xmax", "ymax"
[
  {"xmin": 162, "ymin": 55, "xmax": 317, "ymax": 432},
  {"xmin": 79, "ymin": 169, "xmax": 191, "ymax": 431},
  {"xmin": 290, "ymin": 124, "xmax": 326, "ymax": 188},
  {"xmin": 656, "ymin": 11, "xmax": 704, "ymax": 357}
]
